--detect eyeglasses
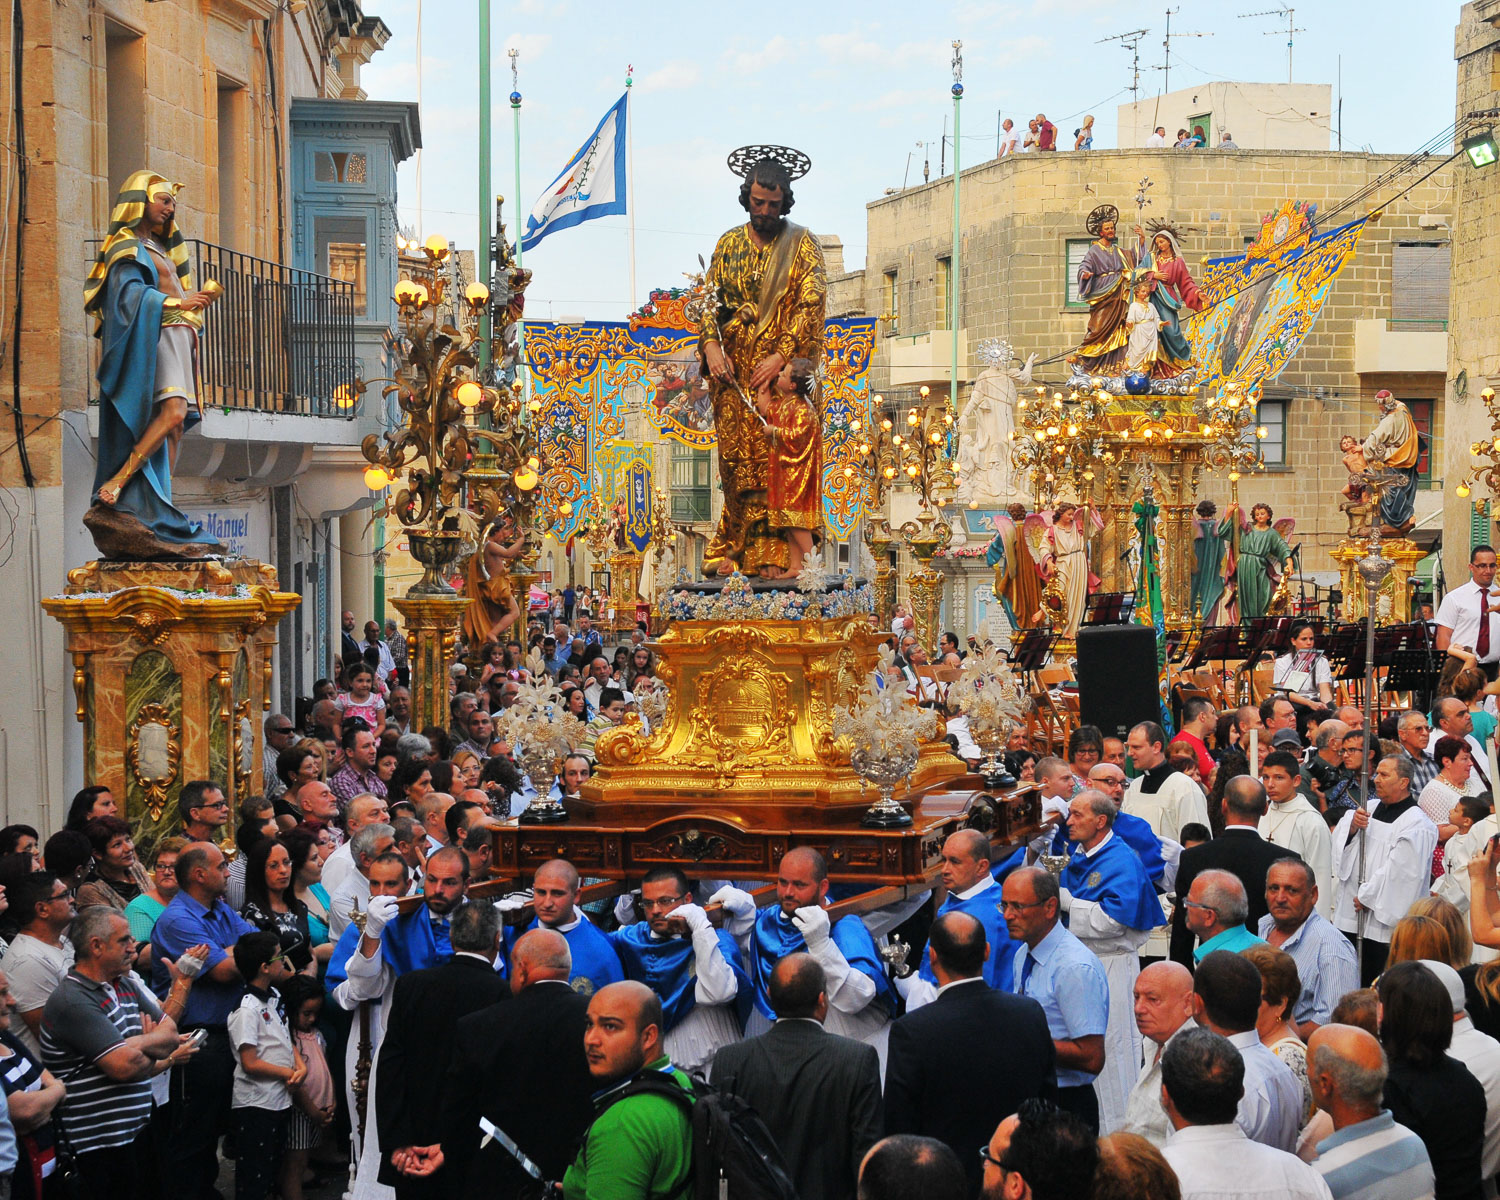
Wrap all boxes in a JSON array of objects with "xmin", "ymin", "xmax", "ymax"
[
  {"xmin": 999, "ymin": 899, "xmax": 1047, "ymax": 913},
  {"xmin": 269, "ymin": 727, "xmax": 295, "ymax": 737},
  {"xmin": 1182, "ymin": 899, "xmax": 1216, "ymax": 911},
  {"xmin": 640, "ymin": 895, "xmax": 687, "ymax": 911},
  {"xmin": 978, "ymin": 1146, "xmax": 1010, "ymax": 1170}
]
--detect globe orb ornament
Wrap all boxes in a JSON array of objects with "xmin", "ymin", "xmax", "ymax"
[
  {"xmin": 1124, "ymin": 371, "xmax": 1152, "ymax": 396},
  {"xmin": 952, "ymin": 83, "xmax": 964, "ymax": 98}
]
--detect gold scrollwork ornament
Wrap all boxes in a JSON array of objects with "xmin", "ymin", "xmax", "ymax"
[{"xmin": 127, "ymin": 703, "xmax": 181, "ymax": 822}]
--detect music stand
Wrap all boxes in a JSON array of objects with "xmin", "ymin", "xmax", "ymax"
[
  {"xmin": 1186, "ymin": 625, "xmax": 1245, "ymax": 672},
  {"xmin": 1083, "ymin": 591, "xmax": 1135, "ymax": 626},
  {"xmin": 1010, "ymin": 627, "xmax": 1057, "ymax": 675},
  {"xmin": 1384, "ymin": 648, "xmax": 1442, "ymax": 713}
]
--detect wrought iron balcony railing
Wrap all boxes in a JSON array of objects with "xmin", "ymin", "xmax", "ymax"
[{"xmin": 87, "ymin": 239, "xmax": 361, "ymax": 418}]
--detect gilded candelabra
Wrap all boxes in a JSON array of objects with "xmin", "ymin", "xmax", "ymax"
[
  {"xmin": 1192, "ymin": 387, "xmax": 1266, "ymax": 506},
  {"xmin": 1009, "ymin": 385, "xmax": 1113, "ymax": 508},
  {"xmin": 894, "ymin": 391, "xmax": 959, "ymax": 653},
  {"xmin": 850, "ymin": 396, "xmax": 901, "ymax": 628},
  {"xmin": 1456, "ymin": 387, "xmax": 1500, "ymax": 503}
]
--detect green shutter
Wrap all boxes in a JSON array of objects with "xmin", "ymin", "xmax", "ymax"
[{"xmin": 1474, "ymin": 500, "xmax": 1490, "ymax": 554}]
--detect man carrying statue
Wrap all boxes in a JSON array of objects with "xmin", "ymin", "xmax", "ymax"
[
  {"xmin": 82, "ymin": 171, "xmax": 225, "ymax": 559},
  {"xmin": 699, "ymin": 146, "xmax": 827, "ymax": 577}
]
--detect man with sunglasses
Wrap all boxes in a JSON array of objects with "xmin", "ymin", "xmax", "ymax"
[
  {"xmin": 606, "ymin": 866, "xmax": 749, "ymax": 1077},
  {"xmin": 262, "ymin": 714, "xmax": 297, "ymax": 800}
]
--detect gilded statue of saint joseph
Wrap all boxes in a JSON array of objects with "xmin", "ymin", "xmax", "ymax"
[{"xmin": 698, "ymin": 151, "xmax": 826, "ymax": 577}]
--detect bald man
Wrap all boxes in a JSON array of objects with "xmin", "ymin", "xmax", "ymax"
[
  {"xmin": 1307, "ymin": 1023, "xmax": 1435, "ymax": 1198},
  {"xmin": 505, "ymin": 858, "xmax": 623, "ymax": 995},
  {"xmin": 563, "ymin": 982, "xmax": 695, "ymax": 1200},
  {"xmin": 714, "ymin": 848, "xmax": 899, "ymax": 1070},
  {"xmin": 415, "ymin": 929, "xmax": 595, "ymax": 1197},
  {"xmin": 1122, "ymin": 962, "xmax": 1196, "ymax": 1147},
  {"xmin": 901, "ymin": 830, "xmax": 1021, "ymax": 1010}
]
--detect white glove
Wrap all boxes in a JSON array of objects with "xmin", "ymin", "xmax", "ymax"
[
  {"xmin": 791, "ymin": 904, "xmax": 831, "ymax": 949},
  {"xmin": 675, "ymin": 903, "xmax": 711, "ymax": 934},
  {"xmin": 614, "ymin": 891, "xmax": 640, "ymax": 925},
  {"xmin": 175, "ymin": 950, "xmax": 206, "ymax": 979},
  {"xmin": 364, "ymin": 895, "xmax": 400, "ymax": 938},
  {"xmin": 709, "ymin": 886, "xmax": 755, "ymax": 919},
  {"xmin": 1058, "ymin": 888, "xmax": 1073, "ymax": 912},
  {"xmin": 494, "ymin": 893, "xmax": 529, "ymax": 915}
]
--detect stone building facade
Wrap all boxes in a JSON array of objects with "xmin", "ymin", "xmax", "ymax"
[
  {"xmin": 829, "ymin": 147, "xmax": 1451, "ymax": 635},
  {"xmin": 0, "ymin": 0, "xmax": 410, "ymax": 822}
]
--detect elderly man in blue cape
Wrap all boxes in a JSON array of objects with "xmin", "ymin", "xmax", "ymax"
[
  {"xmin": 899, "ymin": 829, "xmax": 1020, "ymax": 1010},
  {"xmin": 82, "ymin": 170, "xmax": 224, "ymax": 558},
  {"xmin": 1057, "ymin": 788, "xmax": 1165, "ymax": 1135},
  {"xmin": 325, "ymin": 846, "xmax": 469, "ymax": 1200},
  {"xmin": 713, "ymin": 846, "xmax": 900, "ymax": 1072},
  {"xmin": 604, "ymin": 865, "xmax": 751, "ymax": 1076},
  {"xmin": 499, "ymin": 858, "xmax": 623, "ymax": 996}
]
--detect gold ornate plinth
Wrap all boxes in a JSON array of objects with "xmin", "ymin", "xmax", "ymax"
[
  {"xmin": 41, "ymin": 559, "xmax": 299, "ymax": 855},
  {"xmin": 391, "ymin": 592, "xmax": 471, "ymax": 731},
  {"xmin": 1331, "ymin": 537, "xmax": 1425, "ymax": 622},
  {"xmin": 907, "ymin": 566, "xmax": 944, "ymax": 652},
  {"xmin": 580, "ymin": 615, "xmax": 964, "ymax": 819},
  {"xmin": 608, "ymin": 551, "xmax": 644, "ymax": 634}
]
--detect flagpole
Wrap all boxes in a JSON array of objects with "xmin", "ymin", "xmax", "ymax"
[
  {"xmin": 509, "ymin": 48, "xmax": 528, "ymax": 407},
  {"xmin": 950, "ymin": 41, "xmax": 963, "ymax": 426},
  {"xmin": 477, "ymin": 0, "xmax": 492, "ymax": 365},
  {"xmin": 625, "ymin": 66, "xmax": 637, "ymax": 315}
]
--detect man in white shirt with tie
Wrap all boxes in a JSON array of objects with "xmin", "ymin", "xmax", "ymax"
[{"xmin": 1436, "ymin": 545, "xmax": 1500, "ymax": 680}]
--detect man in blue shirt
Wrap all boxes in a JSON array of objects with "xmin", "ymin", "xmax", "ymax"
[
  {"xmin": 504, "ymin": 859, "xmax": 623, "ymax": 996},
  {"xmin": 1003, "ymin": 865, "xmax": 1109, "ymax": 1131},
  {"xmin": 1184, "ymin": 870, "xmax": 1267, "ymax": 962},
  {"xmin": 152, "ymin": 840, "xmax": 256, "ymax": 1199}
]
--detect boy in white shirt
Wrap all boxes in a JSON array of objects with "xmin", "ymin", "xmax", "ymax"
[{"xmin": 228, "ymin": 931, "xmax": 305, "ymax": 1200}]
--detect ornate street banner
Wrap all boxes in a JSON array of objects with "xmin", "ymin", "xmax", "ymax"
[
  {"xmin": 524, "ymin": 293, "xmax": 875, "ymax": 544},
  {"xmin": 1184, "ymin": 200, "xmax": 1370, "ymax": 398},
  {"xmin": 624, "ymin": 458, "xmax": 653, "ymax": 553}
]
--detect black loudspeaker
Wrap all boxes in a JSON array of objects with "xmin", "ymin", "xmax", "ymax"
[{"xmin": 1075, "ymin": 624, "xmax": 1161, "ymax": 740}]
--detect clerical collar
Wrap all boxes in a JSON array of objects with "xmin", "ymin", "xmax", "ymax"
[
  {"xmin": 954, "ymin": 876, "xmax": 996, "ymax": 902},
  {"xmin": 1137, "ymin": 762, "xmax": 1173, "ymax": 794},
  {"xmin": 1373, "ymin": 797, "xmax": 1419, "ymax": 824}
]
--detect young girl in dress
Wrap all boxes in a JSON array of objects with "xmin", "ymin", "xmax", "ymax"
[
  {"xmin": 335, "ymin": 662, "xmax": 385, "ymax": 729},
  {"xmin": 754, "ymin": 357, "xmax": 823, "ymax": 578},
  {"xmin": 1124, "ymin": 275, "xmax": 1160, "ymax": 372},
  {"xmin": 279, "ymin": 974, "xmax": 336, "ymax": 1200}
]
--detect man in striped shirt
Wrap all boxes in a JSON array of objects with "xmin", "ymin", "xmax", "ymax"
[
  {"xmin": 40, "ymin": 908, "xmax": 189, "ymax": 1196},
  {"xmin": 1308, "ymin": 1023, "xmax": 1435, "ymax": 1199}
]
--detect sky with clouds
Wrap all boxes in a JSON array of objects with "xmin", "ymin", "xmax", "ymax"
[{"xmin": 361, "ymin": 0, "xmax": 1458, "ymax": 322}]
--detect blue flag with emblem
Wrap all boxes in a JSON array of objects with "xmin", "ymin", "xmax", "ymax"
[
  {"xmin": 520, "ymin": 93, "xmax": 628, "ymax": 253},
  {"xmin": 625, "ymin": 458, "xmax": 652, "ymax": 553}
]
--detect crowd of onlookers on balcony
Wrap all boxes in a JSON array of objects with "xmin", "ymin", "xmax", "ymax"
[{"xmin": 996, "ymin": 113, "xmax": 1239, "ymax": 157}]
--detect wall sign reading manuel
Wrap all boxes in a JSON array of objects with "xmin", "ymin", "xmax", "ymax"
[{"xmin": 184, "ymin": 507, "xmax": 258, "ymax": 559}]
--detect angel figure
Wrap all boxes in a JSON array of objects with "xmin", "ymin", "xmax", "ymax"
[
  {"xmin": 461, "ymin": 513, "xmax": 527, "ymax": 647},
  {"xmin": 1029, "ymin": 502, "xmax": 1102, "ymax": 639},
  {"xmin": 1191, "ymin": 500, "xmax": 1232, "ymax": 625},
  {"xmin": 1223, "ymin": 502, "xmax": 1294, "ymax": 623},
  {"xmin": 984, "ymin": 502, "xmax": 1046, "ymax": 630},
  {"xmin": 956, "ymin": 340, "xmax": 1036, "ymax": 507}
]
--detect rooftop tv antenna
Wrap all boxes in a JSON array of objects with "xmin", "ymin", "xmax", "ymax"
[
  {"xmin": 1098, "ymin": 28, "xmax": 1151, "ymax": 106},
  {"xmin": 1239, "ymin": 6, "xmax": 1307, "ymax": 82},
  {"xmin": 1154, "ymin": 8, "xmax": 1213, "ymax": 94}
]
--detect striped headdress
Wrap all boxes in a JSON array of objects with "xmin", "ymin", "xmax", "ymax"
[{"xmin": 83, "ymin": 170, "xmax": 192, "ymax": 336}]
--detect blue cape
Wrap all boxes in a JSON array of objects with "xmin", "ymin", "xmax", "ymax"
[
  {"xmin": 506, "ymin": 914, "xmax": 624, "ymax": 996},
  {"xmin": 917, "ymin": 879, "xmax": 1021, "ymax": 992},
  {"xmin": 748, "ymin": 906, "xmax": 898, "ymax": 1022},
  {"xmin": 1048, "ymin": 811, "xmax": 1166, "ymax": 884},
  {"xmin": 609, "ymin": 921, "xmax": 753, "ymax": 1031},
  {"xmin": 323, "ymin": 906, "xmax": 453, "ymax": 994},
  {"xmin": 1062, "ymin": 834, "xmax": 1166, "ymax": 931}
]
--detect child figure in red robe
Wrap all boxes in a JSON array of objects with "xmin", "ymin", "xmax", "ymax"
[{"xmin": 755, "ymin": 357, "xmax": 822, "ymax": 578}]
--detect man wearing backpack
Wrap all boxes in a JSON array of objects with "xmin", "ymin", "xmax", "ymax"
[{"xmin": 563, "ymin": 980, "xmax": 695, "ymax": 1200}]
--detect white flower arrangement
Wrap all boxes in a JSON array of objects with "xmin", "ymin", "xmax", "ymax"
[
  {"xmin": 831, "ymin": 645, "xmax": 933, "ymax": 760},
  {"xmin": 493, "ymin": 677, "xmax": 585, "ymax": 777},
  {"xmin": 949, "ymin": 643, "xmax": 1031, "ymax": 737}
]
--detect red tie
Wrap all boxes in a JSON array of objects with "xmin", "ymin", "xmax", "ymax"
[{"xmin": 1481, "ymin": 589, "xmax": 1492, "ymax": 658}]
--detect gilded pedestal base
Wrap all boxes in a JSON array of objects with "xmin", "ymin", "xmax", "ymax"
[
  {"xmin": 608, "ymin": 551, "xmax": 644, "ymax": 634},
  {"xmin": 580, "ymin": 615, "xmax": 964, "ymax": 820},
  {"xmin": 41, "ymin": 559, "xmax": 299, "ymax": 857},
  {"xmin": 391, "ymin": 593, "xmax": 471, "ymax": 732},
  {"xmin": 1331, "ymin": 538, "xmax": 1425, "ymax": 622}
]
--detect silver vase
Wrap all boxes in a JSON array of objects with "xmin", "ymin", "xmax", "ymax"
[
  {"xmin": 516, "ymin": 741, "xmax": 568, "ymax": 824},
  {"xmin": 971, "ymin": 723, "xmax": 1015, "ymax": 789},
  {"xmin": 851, "ymin": 745, "xmax": 919, "ymax": 829}
]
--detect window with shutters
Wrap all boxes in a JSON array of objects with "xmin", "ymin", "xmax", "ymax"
[
  {"xmin": 671, "ymin": 444, "xmax": 712, "ymax": 523},
  {"xmin": 1064, "ymin": 240, "xmax": 1092, "ymax": 309},
  {"xmin": 883, "ymin": 270, "xmax": 899, "ymax": 335},
  {"xmin": 1391, "ymin": 242, "xmax": 1450, "ymax": 331},
  {"xmin": 1405, "ymin": 397, "xmax": 1435, "ymax": 483},
  {"xmin": 1256, "ymin": 398, "xmax": 1287, "ymax": 466}
]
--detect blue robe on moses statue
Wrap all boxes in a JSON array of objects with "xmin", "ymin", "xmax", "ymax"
[{"xmin": 82, "ymin": 170, "xmax": 224, "ymax": 560}]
